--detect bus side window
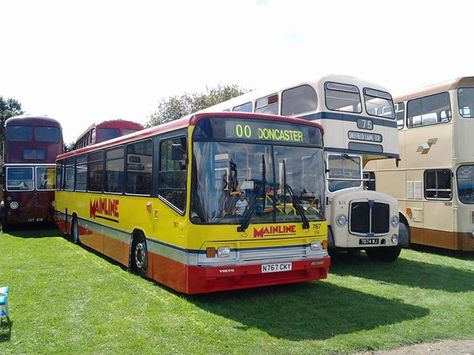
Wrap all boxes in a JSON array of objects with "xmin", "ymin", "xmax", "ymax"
[
  {"xmin": 75, "ymin": 155, "xmax": 88, "ymax": 191},
  {"xmin": 88, "ymin": 151, "xmax": 104, "ymax": 192},
  {"xmin": 424, "ymin": 169, "xmax": 452, "ymax": 200},
  {"xmin": 126, "ymin": 140, "xmax": 152, "ymax": 195},
  {"xmin": 395, "ymin": 102, "xmax": 405, "ymax": 130},
  {"xmin": 105, "ymin": 147, "xmax": 124, "ymax": 193}
]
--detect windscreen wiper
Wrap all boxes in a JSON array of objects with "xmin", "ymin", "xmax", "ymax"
[
  {"xmin": 342, "ymin": 153, "xmax": 359, "ymax": 165},
  {"xmin": 285, "ymin": 183, "xmax": 310, "ymax": 230},
  {"xmin": 281, "ymin": 159, "xmax": 309, "ymax": 229},
  {"xmin": 237, "ymin": 155, "xmax": 266, "ymax": 232}
]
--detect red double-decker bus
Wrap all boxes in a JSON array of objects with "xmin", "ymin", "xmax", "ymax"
[
  {"xmin": 74, "ymin": 119, "xmax": 144, "ymax": 149},
  {"xmin": 1, "ymin": 115, "xmax": 64, "ymax": 228}
]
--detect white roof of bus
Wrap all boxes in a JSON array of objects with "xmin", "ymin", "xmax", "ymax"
[{"xmin": 198, "ymin": 74, "xmax": 391, "ymax": 113}]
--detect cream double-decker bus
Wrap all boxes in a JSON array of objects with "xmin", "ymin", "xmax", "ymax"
[
  {"xmin": 201, "ymin": 75, "xmax": 402, "ymax": 261},
  {"xmin": 366, "ymin": 77, "xmax": 474, "ymax": 251}
]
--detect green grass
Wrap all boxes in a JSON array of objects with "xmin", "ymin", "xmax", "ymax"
[{"xmin": 0, "ymin": 227, "xmax": 473, "ymax": 354}]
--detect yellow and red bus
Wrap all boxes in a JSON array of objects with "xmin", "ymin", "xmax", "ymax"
[{"xmin": 54, "ymin": 112, "xmax": 330, "ymax": 294}]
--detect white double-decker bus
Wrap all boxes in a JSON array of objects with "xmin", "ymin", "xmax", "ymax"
[
  {"xmin": 201, "ymin": 75, "xmax": 402, "ymax": 261},
  {"xmin": 365, "ymin": 77, "xmax": 474, "ymax": 251}
]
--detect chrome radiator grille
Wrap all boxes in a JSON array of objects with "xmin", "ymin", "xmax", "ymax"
[{"xmin": 349, "ymin": 200, "xmax": 389, "ymax": 236}]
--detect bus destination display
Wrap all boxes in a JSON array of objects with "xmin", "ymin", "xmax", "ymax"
[{"xmin": 224, "ymin": 120, "xmax": 312, "ymax": 143}]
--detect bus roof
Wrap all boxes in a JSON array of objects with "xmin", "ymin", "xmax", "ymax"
[
  {"xmin": 5, "ymin": 115, "xmax": 61, "ymax": 127},
  {"xmin": 97, "ymin": 119, "xmax": 144, "ymax": 127},
  {"xmin": 75, "ymin": 119, "xmax": 144, "ymax": 141},
  {"xmin": 198, "ymin": 74, "xmax": 392, "ymax": 113},
  {"xmin": 58, "ymin": 112, "xmax": 324, "ymax": 159},
  {"xmin": 395, "ymin": 76, "xmax": 474, "ymax": 103},
  {"xmin": 80, "ymin": 119, "xmax": 144, "ymax": 132}
]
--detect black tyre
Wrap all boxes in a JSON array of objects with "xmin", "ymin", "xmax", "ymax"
[
  {"xmin": 347, "ymin": 249, "xmax": 361, "ymax": 257},
  {"xmin": 71, "ymin": 216, "xmax": 80, "ymax": 244},
  {"xmin": 398, "ymin": 220, "xmax": 411, "ymax": 248},
  {"xmin": 0, "ymin": 206, "xmax": 7, "ymax": 233},
  {"xmin": 365, "ymin": 246, "xmax": 401, "ymax": 262},
  {"xmin": 132, "ymin": 235, "xmax": 148, "ymax": 277},
  {"xmin": 1, "ymin": 219, "xmax": 9, "ymax": 233}
]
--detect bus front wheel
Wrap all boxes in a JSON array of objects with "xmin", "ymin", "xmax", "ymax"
[{"xmin": 132, "ymin": 235, "xmax": 148, "ymax": 277}]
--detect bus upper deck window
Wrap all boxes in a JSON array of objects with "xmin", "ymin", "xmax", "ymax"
[
  {"xmin": 233, "ymin": 102, "xmax": 253, "ymax": 113},
  {"xmin": 324, "ymin": 82, "xmax": 362, "ymax": 113},
  {"xmin": 35, "ymin": 126, "xmax": 61, "ymax": 143},
  {"xmin": 364, "ymin": 88, "xmax": 395, "ymax": 119},
  {"xmin": 407, "ymin": 92, "xmax": 451, "ymax": 128},
  {"xmin": 6, "ymin": 126, "xmax": 33, "ymax": 141},
  {"xmin": 282, "ymin": 85, "xmax": 317, "ymax": 116},
  {"xmin": 255, "ymin": 94, "xmax": 279, "ymax": 115},
  {"xmin": 458, "ymin": 88, "xmax": 474, "ymax": 118}
]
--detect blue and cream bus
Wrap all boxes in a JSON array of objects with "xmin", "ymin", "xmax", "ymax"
[{"xmin": 201, "ymin": 75, "xmax": 402, "ymax": 261}]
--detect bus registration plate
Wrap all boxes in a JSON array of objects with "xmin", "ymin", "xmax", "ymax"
[
  {"xmin": 359, "ymin": 238, "xmax": 379, "ymax": 245},
  {"xmin": 261, "ymin": 262, "xmax": 292, "ymax": 273}
]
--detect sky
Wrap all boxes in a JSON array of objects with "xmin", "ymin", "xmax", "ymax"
[{"xmin": 1, "ymin": 0, "xmax": 472, "ymax": 143}]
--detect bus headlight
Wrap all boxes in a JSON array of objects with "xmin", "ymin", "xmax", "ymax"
[
  {"xmin": 310, "ymin": 240, "xmax": 322, "ymax": 250},
  {"xmin": 391, "ymin": 215, "xmax": 399, "ymax": 227},
  {"xmin": 217, "ymin": 246, "xmax": 231, "ymax": 258},
  {"xmin": 336, "ymin": 214, "xmax": 347, "ymax": 226},
  {"xmin": 391, "ymin": 235, "xmax": 398, "ymax": 244},
  {"xmin": 10, "ymin": 201, "xmax": 19, "ymax": 210}
]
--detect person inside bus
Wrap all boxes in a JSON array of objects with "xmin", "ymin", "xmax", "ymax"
[{"xmin": 233, "ymin": 191, "xmax": 248, "ymax": 216}]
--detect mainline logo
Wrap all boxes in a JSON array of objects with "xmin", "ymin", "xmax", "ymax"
[
  {"xmin": 253, "ymin": 225, "xmax": 296, "ymax": 238},
  {"xmin": 90, "ymin": 198, "xmax": 120, "ymax": 222}
]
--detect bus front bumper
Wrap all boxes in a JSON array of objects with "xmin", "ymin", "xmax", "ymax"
[{"xmin": 185, "ymin": 257, "xmax": 331, "ymax": 294}]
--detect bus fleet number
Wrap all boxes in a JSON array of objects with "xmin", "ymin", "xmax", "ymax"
[{"xmin": 357, "ymin": 119, "xmax": 373, "ymax": 130}]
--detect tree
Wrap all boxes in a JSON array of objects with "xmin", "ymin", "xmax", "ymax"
[
  {"xmin": 147, "ymin": 84, "xmax": 248, "ymax": 127},
  {"xmin": 64, "ymin": 142, "xmax": 75, "ymax": 152},
  {"xmin": 0, "ymin": 97, "xmax": 23, "ymax": 155}
]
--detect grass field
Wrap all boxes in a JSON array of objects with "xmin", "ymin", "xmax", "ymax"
[{"xmin": 0, "ymin": 227, "xmax": 473, "ymax": 354}]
